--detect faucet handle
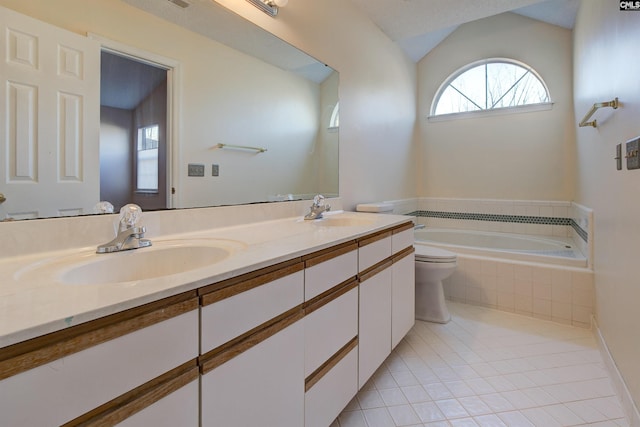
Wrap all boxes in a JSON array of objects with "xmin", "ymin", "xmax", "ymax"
[
  {"xmin": 118, "ymin": 204, "xmax": 143, "ymax": 232},
  {"xmin": 312, "ymin": 194, "xmax": 325, "ymax": 207}
]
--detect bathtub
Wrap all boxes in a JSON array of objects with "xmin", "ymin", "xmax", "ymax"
[{"xmin": 414, "ymin": 228, "xmax": 587, "ymax": 267}]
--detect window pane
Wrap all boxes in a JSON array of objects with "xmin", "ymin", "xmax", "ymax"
[
  {"xmin": 448, "ymin": 64, "xmax": 486, "ymax": 110},
  {"xmin": 137, "ymin": 125, "xmax": 159, "ymax": 191},
  {"xmin": 435, "ymin": 85, "xmax": 482, "ymax": 115}
]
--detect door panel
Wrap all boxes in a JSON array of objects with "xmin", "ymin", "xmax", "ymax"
[{"xmin": 0, "ymin": 5, "xmax": 100, "ymax": 219}]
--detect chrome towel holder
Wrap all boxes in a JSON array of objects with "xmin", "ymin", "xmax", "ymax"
[{"xmin": 214, "ymin": 143, "xmax": 267, "ymax": 153}]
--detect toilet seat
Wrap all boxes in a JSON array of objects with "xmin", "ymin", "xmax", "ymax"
[{"xmin": 414, "ymin": 245, "xmax": 457, "ymax": 263}]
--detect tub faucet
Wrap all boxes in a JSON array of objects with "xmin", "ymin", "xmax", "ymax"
[
  {"xmin": 304, "ymin": 195, "xmax": 331, "ymax": 220},
  {"xmin": 96, "ymin": 204, "xmax": 152, "ymax": 254}
]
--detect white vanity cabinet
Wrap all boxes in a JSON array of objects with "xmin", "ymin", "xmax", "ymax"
[
  {"xmin": 0, "ymin": 292, "xmax": 199, "ymax": 427},
  {"xmin": 392, "ymin": 223, "xmax": 416, "ymax": 348},
  {"xmin": 199, "ymin": 260, "xmax": 305, "ymax": 427},
  {"xmin": 0, "ymin": 217, "xmax": 416, "ymax": 427},
  {"xmin": 357, "ymin": 223, "xmax": 415, "ymax": 387},
  {"xmin": 302, "ymin": 242, "xmax": 359, "ymax": 427}
]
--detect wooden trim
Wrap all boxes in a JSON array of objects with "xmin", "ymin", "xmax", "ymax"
[
  {"xmin": 358, "ymin": 259, "xmax": 393, "ymax": 283},
  {"xmin": 198, "ymin": 258, "xmax": 302, "ymax": 297},
  {"xmin": 303, "ymin": 241, "xmax": 357, "ymax": 268},
  {"xmin": 392, "ymin": 221, "xmax": 414, "ymax": 234},
  {"xmin": 392, "ymin": 246, "xmax": 415, "ymax": 263},
  {"xmin": 200, "ymin": 307, "xmax": 304, "ymax": 375},
  {"xmin": 358, "ymin": 230, "xmax": 391, "ymax": 248},
  {"xmin": 201, "ymin": 262, "xmax": 303, "ymax": 306},
  {"xmin": 63, "ymin": 359, "xmax": 199, "ymax": 426},
  {"xmin": 0, "ymin": 291, "xmax": 198, "ymax": 381},
  {"xmin": 305, "ymin": 336, "xmax": 358, "ymax": 392},
  {"xmin": 303, "ymin": 278, "xmax": 358, "ymax": 316}
]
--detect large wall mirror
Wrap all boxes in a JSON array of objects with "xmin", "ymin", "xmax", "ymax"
[{"xmin": 0, "ymin": 0, "xmax": 338, "ymax": 221}]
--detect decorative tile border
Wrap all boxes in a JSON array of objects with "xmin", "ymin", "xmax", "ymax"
[{"xmin": 407, "ymin": 210, "xmax": 588, "ymax": 243}]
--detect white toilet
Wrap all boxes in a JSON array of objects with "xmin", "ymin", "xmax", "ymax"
[
  {"xmin": 355, "ymin": 202, "xmax": 457, "ymax": 324},
  {"xmin": 414, "ymin": 244, "xmax": 457, "ymax": 324}
]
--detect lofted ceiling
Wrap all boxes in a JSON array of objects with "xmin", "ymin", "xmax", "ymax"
[{"xmin": 348, "ymin": 0, "xmax": 581, "ymax": 62}]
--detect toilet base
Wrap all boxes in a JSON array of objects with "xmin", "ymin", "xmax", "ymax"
[
  {"xmin": 415, "ymin": 279, "xmax": 451, "ymax": 324},
  {"xmin": 416, "ymin": 311, "xmax": 451, "ymax": 324}
]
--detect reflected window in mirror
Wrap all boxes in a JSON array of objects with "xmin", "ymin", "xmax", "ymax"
[
  {"xmin": 136, "ymin": 125, "xmax": 160, "ymax": 193},
  {"xmin": 329, "ymin": 101, "xmax": 339, "ymax": 131}
]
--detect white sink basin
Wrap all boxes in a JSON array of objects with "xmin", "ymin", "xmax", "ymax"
[{"xmin": 16, "ymin": 238, "xmax": 246, "ymax": 286}]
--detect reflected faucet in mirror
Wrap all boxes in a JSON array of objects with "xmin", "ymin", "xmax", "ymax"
[{"xmin": 96, "ymin": 204, "xmax": 152, "ymax": 254}]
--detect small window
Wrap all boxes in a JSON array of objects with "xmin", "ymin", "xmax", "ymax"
[
  {"xmin": 136, "ymin": 124, "xmax": 159, "ymax": 192},
  {"xmin": 431, "ymin": 58, "xmax": 550, "ymax": 118},
  {"xmin": 329, "ymin": 101, "xmax": 339, "ymax": 130}
]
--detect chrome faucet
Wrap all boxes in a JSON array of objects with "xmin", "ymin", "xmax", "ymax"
[
  {"xmin": 304, "ymin": 195, "xmax": 331, "ymax": 220},
  {"xmin": 96, "ymin": 204, "xmax": 152, "ymax": 254}
]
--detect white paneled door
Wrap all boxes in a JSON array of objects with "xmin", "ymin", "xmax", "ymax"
[{"xmin": 0, "ymin": 6, "xmax": 100, "ymax": 220}]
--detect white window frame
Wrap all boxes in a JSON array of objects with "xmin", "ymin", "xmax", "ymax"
[{"xmin": 429, "ymin": 58, "xmax": 552, "ymax": 121}]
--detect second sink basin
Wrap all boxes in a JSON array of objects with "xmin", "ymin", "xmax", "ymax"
[{"xmin": 309, "ymin": 212, "xmax": 377, "ymax": 227}]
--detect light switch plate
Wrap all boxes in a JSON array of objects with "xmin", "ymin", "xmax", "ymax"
[
  {"xmin": 188, "ymin": 163, "xmax": 205, "ymax": 177},
  {"xmin": 626, "ymin": 137, "xmax": 640, "ymax": 170},
  {"xmin": 616, "ymin": 144, "xmax": 622, "ymax": 170},
  {"xmin": 212, "ymin": 164, "xmax": 219, "ymax": 176}
]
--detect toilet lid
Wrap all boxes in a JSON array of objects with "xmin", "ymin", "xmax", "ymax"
[{"xmin": 414, "ymin": 245, "xmax": 457, "ymax": 262}]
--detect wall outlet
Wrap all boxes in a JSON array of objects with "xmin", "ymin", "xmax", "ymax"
[
  {"xmin": 188, "ymin": 163, "xmax": 205, "ymax": 177},
  {"xmin": 212, "ymin": 164, "xmax": 219, "ymax": 177},
  {"xmin": 626, "ymin": 137, "xmax": 640, "ymax": 170}
]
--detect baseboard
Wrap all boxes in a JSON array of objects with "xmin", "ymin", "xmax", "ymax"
[{"xmin": 593, "ymin": 316, "xmax": 640, "ymax": 426}]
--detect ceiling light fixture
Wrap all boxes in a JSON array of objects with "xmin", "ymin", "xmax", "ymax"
[{"xmin": 246, "ymin": 0, "xmax": 288, "ymax": 16}]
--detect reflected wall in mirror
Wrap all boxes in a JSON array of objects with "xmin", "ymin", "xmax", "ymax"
[{"xmin": 0, "ymin": 0, "xmax": 338, "ymax": 221}]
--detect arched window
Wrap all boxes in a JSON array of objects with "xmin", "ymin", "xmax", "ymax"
[{"xmin": 431, "ymin": 58, "xmax": 551, "ymax": 118}]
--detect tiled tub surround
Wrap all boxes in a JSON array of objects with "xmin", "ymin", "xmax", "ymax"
[
  {"xmin": 412, "ymin": 198, "xmax": 591, "ymax": 251},
  {"xmin": 403, "ymin": 198, "xmax": 595, "ymax": 328},
  {"xmin": 444, "ymin": 255, "xmax": 594, "ymax": 329}
]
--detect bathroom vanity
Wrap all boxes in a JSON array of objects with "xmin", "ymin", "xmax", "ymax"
[{"xmin": 0, "ymin": 207, "xmax": 415, "ymax": 426}]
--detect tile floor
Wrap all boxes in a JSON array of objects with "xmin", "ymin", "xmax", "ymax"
[{"xmin": 333, "ymin": 302, "xmax": 629, "ymax": 427}]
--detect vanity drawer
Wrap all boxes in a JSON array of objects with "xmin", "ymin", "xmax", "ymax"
[
  {"xmin": 200, "ymin": 260, "xmax": 304, "ymax": 354},
  {"xmin": 304, "ymin": 241, "xmax": 357, "ymax": 301},
  {"xmin": 358, "ymin": 231, "xmax": 392, "ymax": 272},
  {"xmin": 303, "ymin": 281, "xmax": 358, "ymax": 377},
  {"xmin": 201, "ymin": 315, "xmax": 305, "ymax": 427},
  {"xmin": 392, "ymin": 222, "xmax": 414, "ymax": 253},
  {"xmin": 0, "ymin": 292, "xmax": 199, "ymax": 427},
  {"xmin": 305, "ymin": 340, "xmax": 358, "ymax": 427}
]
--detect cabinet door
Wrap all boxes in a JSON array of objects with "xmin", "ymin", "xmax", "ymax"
[
  {"xmin": 0, "ymin": 294, "xmax": 198, "ymax": 427},
  {"xmin": 304, "ymin": 284, "xmax": 358, "ymax": 377},
  {"xmin": 392, "ymin": 248, "xmax": 415, "ymax": 348},
  {"xmin": 200, "ymin": 261, "xmax": 304, "ymax": 354},
  {"xmin": 201, "ymin": 317, "xmax": 305, "ymax": 427},
  {"xmin": 115, "ymin": 370, "xmax": 199, "ymax": 427},
  {"xmin": 358, "ymin": 263, "xmax": 392, "ymax": 387},
  {"xmin": 305, "ymin": 343, "xmax": 358, "ymax": 427}
]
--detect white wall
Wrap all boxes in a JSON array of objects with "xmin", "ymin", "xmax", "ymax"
[
  {"xmin": 573, "ymin": 0, "xmax": 640, "ymax": 410},
  {"xmin": 417, "ymin": 13, "xmax": 575, "ymax": 201}
]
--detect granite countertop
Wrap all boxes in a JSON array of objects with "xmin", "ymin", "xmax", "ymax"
[{"xmin": 0, "ymin": 211, "xmax": 412, "ymax": 349}]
